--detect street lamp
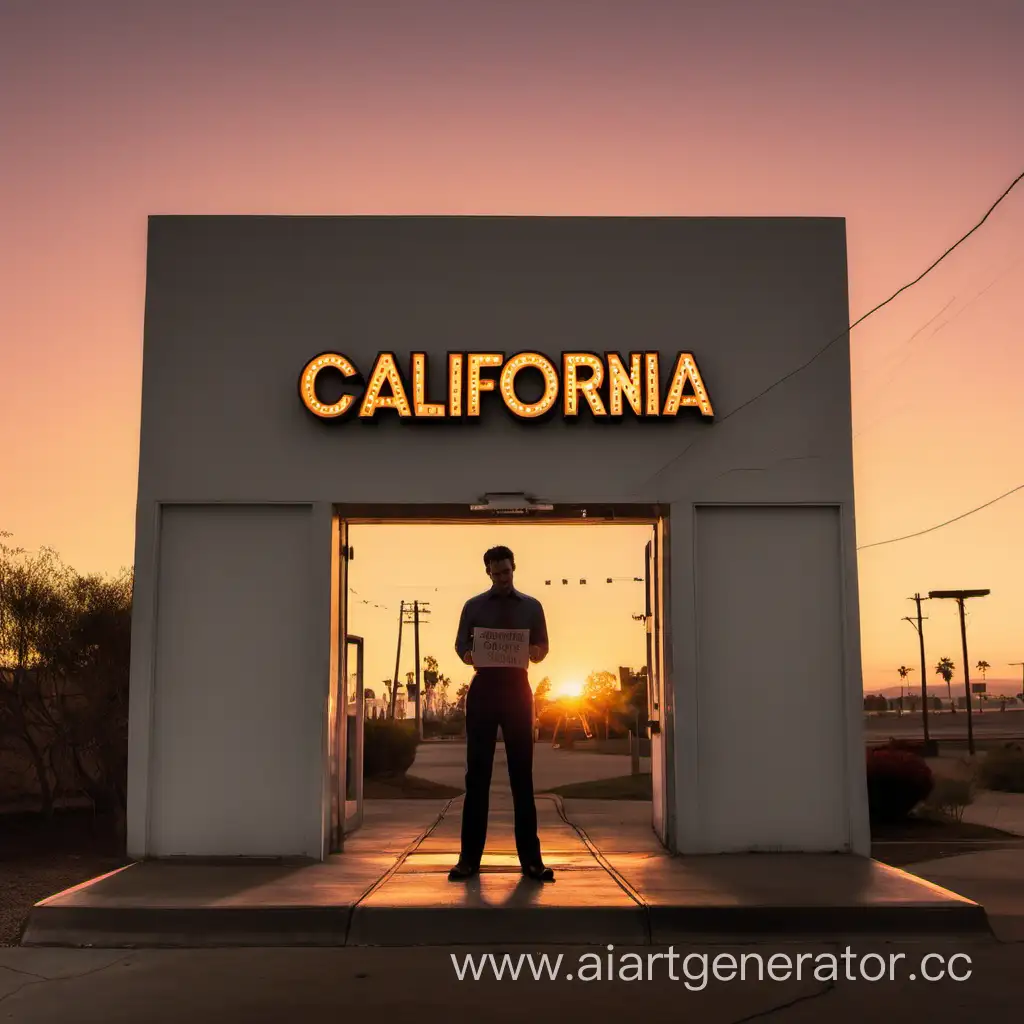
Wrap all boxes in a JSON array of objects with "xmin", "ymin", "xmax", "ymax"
[{"xmin": 928, "ymin": 590, "xmax": 990, "ymax": 756}]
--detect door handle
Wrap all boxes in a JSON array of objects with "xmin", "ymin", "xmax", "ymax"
[{"xmin": 646, "ymin": 720, "xmax": 661, "ymax": 734}]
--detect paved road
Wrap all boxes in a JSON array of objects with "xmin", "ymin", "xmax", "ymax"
[
  {"xmin": 864, "ymin": 709, "xmax": 1024, "ymax": 739},
  {"xmin": 1, "ymin": 938, "xmax": 1020, "ymax": 1022}
]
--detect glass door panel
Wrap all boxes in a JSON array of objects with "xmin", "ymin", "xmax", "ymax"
[{"xmin": 343, "ymin": 635, "xmax": 364, "ymax": 833}]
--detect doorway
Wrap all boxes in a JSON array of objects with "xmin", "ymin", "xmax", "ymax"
[{"xmin": 326, "ymin": 504, "xmax": 672, "ymax": 854}]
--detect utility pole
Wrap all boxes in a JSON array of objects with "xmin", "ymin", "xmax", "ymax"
[
  {"xmin": 928, "ymin": 590, "xmax": 990, "ymax": 757},
  {"xmin": 401, "ymin": 600, "xmax": 430, "ymax": 738},
  {"xmin": 414, "ymin": 601, "xmax": 423, "ymax": 740},
  {"xmin": 903, "ymin": 594, "xmax": 930, "ymax": 748},
  {"xmin": 390, "ymin": 601, "xmax": 404, "ymax": 718}
]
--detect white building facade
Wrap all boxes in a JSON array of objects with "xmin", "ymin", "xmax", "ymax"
[{"xmin": 126, "ymin": 215, "xmax": 871, "ymax": 860}]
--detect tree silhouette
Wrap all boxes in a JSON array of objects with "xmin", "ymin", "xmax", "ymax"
[
  {"xmin": 583, "ymin": 671, "xmax": 623, "ymax": 739},
  {"xmin": 534, "ymin": 677, "xmax": 552, "ymax": 709},
  {"xmin": 897, "ymin": 665, "xmax": 913, "ymax": 711},
  {"xmin": 935, "ymin": 657, "xmax": 956, "ymax": 712}
]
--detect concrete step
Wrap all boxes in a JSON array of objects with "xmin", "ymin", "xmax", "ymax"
[{"xmin": 20, "ymin": 796, "xmax": 991, "ymax": 948}]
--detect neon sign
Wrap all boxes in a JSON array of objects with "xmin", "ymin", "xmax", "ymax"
[{"xmin": 299, "ymin": 351, "xmax": 713, "ymax": 422}]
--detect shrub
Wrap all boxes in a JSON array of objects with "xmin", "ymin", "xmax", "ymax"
[
  {"xmin": 363, "ymin": 718, "xmax": 419, "ymax": 777},
  {"xmin": 884, "ymin": 737, "xmax": 937, "ymax": 761},
  {"xmin": 865, "ymin": 747, "xmax": 934, "ymax": 822},
  {"xmin": 977, "ymin": 745, "xmax": 1024, "ymax": 793},
  {"xmin": 441, "ymin": 711, "xmax": 466, "ymax": 737},
  {"xmin": 922, "ymin": 776, "xmax": 975, "ymax": 821},
  {"xmin": 881, "ymin": 738, "xmax": 931, "ymax": 757}
]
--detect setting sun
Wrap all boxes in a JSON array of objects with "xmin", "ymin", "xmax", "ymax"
[{"xmin": 553, "ymin": 679, "xmax": 584, "ymax": 698}]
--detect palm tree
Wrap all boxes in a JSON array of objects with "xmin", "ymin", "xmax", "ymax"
[
  {"xmin": 423, "ymin": 655, "xmax": 439, "ymax": 715},
  {"xmin": 897, "ymin": 665, "xmax": 913, "ymax": 713},
  {"xmin": 975, "ymin": 659, "xmax": 991, "ymax": 713},
  {"xmin": 935, "ymin": 657, "xmax": 956, "ymax": 712}
]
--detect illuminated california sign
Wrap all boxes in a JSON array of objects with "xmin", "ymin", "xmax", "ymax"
[{"xmin": 298, "ymin": 351, "xmax": 713, "ymax": 422}]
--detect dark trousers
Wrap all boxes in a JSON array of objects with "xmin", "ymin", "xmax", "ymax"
[{"xmin": 460, "ymin": 670, "xmax": 542, "ymax": 868}]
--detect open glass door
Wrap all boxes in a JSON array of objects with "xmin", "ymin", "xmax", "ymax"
[
  {"xmin": 645, "ymin": 522, "xmax": 669, "ymax": 845},
  {"xmin": 343, "ymin": 635, "xmax": 365, "ymax": 833},
  {"xmin": 330, "ymin": 517, "xmax": 365, "ymax": 849}
]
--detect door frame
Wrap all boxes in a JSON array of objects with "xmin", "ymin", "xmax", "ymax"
[
  {"xmin": 327, "ymin": 514, "xmax": 349, "ymax": 854},
  {"xmin": 337, "ymin": 502, "xmax": 663, "ymax": 524},
  {"xmin": 343, "ymin": 634, "xmax": 365, "ymax": 834},
  {"xmin": 655, "ymin": 514, "xmax": 676, "ymax": 851},
  {"xmin": 327, "ymin": 502, "xmax": 675, "ymax": 853}
]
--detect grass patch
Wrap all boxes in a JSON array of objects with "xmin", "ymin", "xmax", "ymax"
[
  {"xmin": 0, "ymin": 809, "xmax": 129, "ymax": 946},
  {"xmin": 870, "ymin": 812, "xmax": 1015, "ymax": 842},
  {"xmin": 870, "ymin": 811, "xmax": 1022, "ymax": 868},
  {"xmin": 364, "ymin": 773, "xmax": 464, "ymax": 799},
  {"xmin": 541, "ymin": 773, "xmax": 653, "ymax": 800}
]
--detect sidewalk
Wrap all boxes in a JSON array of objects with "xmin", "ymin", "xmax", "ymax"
[
  {"xmin": 959, "ymin": 791, "xmax": 1024, "ymax": 835},
  {"xmin": 2, "ymin": 935, "xmax": 1021, "ymax": 1024},
  {"xmin": 20, "ymin": 794, "xmax": 987, "ymax": 948},
  {"xmin": 8, "ymin": 793, "xmax": 1024, "ymax": 1022}
]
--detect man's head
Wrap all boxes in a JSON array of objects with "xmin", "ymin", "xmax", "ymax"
[{"xmin": 484, "ymin": 545, "xmax": 515, "ymax": 594}]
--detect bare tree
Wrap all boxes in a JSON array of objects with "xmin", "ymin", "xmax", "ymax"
[
  {"xmin": 0, "ymin": 533, "xmax": 131, "ymax": 837},
  {"xmin": 0, "ymin": 535, "xmax": 69, "ymax": 815}
]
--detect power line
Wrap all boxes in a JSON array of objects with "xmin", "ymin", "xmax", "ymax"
[
  {"xmin": 544, "ymin": 577, "xmax": 644, "ymax": 585},
  {"xmin": 853, "ymin": 253, "xmax": 1024, "ymax": 440},
  {"xmin": 858, "ymin": 481, "xmax": 1024, "ymax": 550},
  {"xmin": 350, "ymin": 573, "xmax": 649, "ymax": 596},
  {"xmin": 633, "ymin": 168, "xmax": 1024, "ymax": 491}
]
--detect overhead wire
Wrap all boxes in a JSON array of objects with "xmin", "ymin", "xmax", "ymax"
[
  {"xmin": 632, "ymin": 169, "xmax": 1024, "ymax": 498},
  {"xmin": 857, "ymin": 481, "xmax": 1024, "ymax": 550},
  {"xmin": 853, "ymin": 253, "xmax": 1024, "ymax": 439}
]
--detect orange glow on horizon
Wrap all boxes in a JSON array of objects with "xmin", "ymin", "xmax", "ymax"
[{"xmin": 551, "ymin": 679, "xmax": 585, "ymax": 699}]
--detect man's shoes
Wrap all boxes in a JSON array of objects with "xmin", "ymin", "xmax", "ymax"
[
  {"xmin": 447, "ymin": 862, "xmax": 479, "ymax": 881},
  {"xmin": 521, "ymin": 864, "xmax": 554, "ymax": 882}
]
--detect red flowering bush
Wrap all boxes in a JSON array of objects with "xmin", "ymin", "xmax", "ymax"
[
  {"xmin": 882, "ymin": 738, "xmax": 929, "ymax": 756},
  {"xmin": 865, "ymin": 747, "xmax": 934, "ymax": 822}
]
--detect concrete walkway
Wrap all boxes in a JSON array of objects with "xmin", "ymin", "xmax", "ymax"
[
  {"xmin": 21, "ymin": 795, "xmax": 987, "ymax": 948},
  {"xmin": 11, "ymin": 793, "xmax": 1024, "ymax": 1022},
  {"xmin": 959, "ymin": 791, "xmax": 1024, "ymax": 835},
  {"xmin": 408, "ymin": 740, "xmax": 652, "ymax": 791}
]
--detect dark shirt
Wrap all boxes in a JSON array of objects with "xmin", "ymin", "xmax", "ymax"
[{"xmin": 455, "ymin": 587, "xmax": 549, "ymax": 666}]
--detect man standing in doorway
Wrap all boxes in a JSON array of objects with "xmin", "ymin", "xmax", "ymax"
[{"xmin": 448, "ymin": 545, "xmax": 554, "ymax": 882}]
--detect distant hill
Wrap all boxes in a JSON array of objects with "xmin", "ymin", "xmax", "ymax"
[{"xmin": 867, "ymin": 677, "xmax": 1023, "ymax": 698}]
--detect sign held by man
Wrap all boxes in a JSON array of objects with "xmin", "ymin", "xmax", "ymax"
[{"xmin": 472, "ymin": 627, "xmax": 530, "ymax": 670}]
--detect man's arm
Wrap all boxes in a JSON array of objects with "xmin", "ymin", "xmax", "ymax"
[
  {"xmin": 455, "ymin": 599, "xmax": 474, "ymax": 661},
  {"xmin": 529, "ymin": 599, "xmax": 549, "ymax": 662}
]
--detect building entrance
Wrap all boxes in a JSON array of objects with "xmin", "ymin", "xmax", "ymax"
[{"xmin": 328, "ymin": 504, "xmax": 672, "ymax": 855}]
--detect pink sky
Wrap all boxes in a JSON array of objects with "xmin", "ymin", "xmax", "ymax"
[{"xmin": 2, "ymin": 0, "xmax": 1022, "ymax": 693}]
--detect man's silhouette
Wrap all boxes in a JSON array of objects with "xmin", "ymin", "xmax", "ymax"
[{"xmin": 448, "ymin": 546, "xmax": 554, "ymax": 882}]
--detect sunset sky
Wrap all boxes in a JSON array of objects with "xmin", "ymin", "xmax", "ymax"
[{"xmin": 2, "ymin": 0, "xmax": 1022, "ymax": 695}]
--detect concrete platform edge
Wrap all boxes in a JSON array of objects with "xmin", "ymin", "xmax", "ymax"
[{"xmin": 20, "ymin": 900, "xmax": 992, "ymax": 949}]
